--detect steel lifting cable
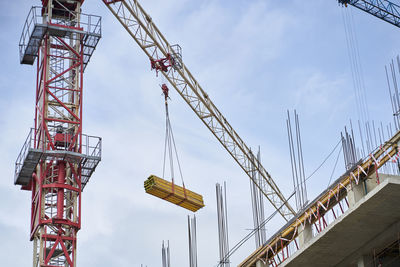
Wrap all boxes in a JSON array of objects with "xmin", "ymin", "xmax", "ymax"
[
  {"xmin": 304, "ymin": 139, "xmax": 341, "ymax": 182},
  {"xmin": 161, "ymin": 84, "xmax": 187, "ymax": 196},
  {"xmin": 328, "ymin": 145, "xmax": 343, "ymax": 186}
]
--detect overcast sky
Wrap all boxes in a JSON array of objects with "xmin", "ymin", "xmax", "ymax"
[{"xmin": 1, "ymin": 0, "xmax": 400, "ymax": 266}]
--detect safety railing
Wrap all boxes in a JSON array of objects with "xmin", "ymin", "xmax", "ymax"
[
  {"xmin": 14, "ymin": 128, "xmax": 35, "ymax": 182},
  {"xmin": 81, "ymin": 134, "xmax": 102, "ymax": 159},
  {"xmin": 19, "ymin": 6, "xmax": 102, "ymax": 64},
  {"xmin": 15, "ymin": 128, "xmax": 102, "ymax": 183}
]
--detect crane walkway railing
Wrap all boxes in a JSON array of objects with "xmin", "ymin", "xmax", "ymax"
[{"xmin": 14, "ymin": 128, "xmax": 102, "ymax": 189}]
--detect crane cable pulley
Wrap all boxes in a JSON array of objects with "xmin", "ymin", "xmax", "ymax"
[{"xmin": 161, "ymin": 83, "xmax": 188, "ymax": 201}]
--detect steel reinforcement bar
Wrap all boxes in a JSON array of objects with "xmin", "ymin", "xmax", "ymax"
[{"xmin": 239, "ymin": 129, "xmax": 400, "ymax": 266}]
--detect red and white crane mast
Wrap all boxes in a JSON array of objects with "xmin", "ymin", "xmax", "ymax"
[{"xmin": 15, "ymin": 1, "xmax": 101, "ymax": 266}]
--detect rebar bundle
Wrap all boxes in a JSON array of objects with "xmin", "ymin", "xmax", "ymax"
[
  {"xmin": 161, "ymin": 241, "xmax": 171, "ymax": 267},
  {"xmin": 216, "ymin": 182, "xmax": 230, "ymax": 267},
  {"xmin": 341, "ymin": 126, "xmax": 358, "ymax": 170},
  {"xmin": 286, "ymin": 110, "xmax": 308, "ymax": 211},
  {"xmin": 188, "ymin": 215, "xmax": 198, "ymax": 267},
  {"xmin": 386, "ymin": 56, "xmax": 400, "ymax": 131},
  {"xmin": 249, "ymin": 148, "xmax": 266, "ymax": 248}
]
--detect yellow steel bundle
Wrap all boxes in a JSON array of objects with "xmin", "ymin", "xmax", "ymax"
[{"xmin": 144, "ymin": 175, "xmax": 205, "ymax": 212}]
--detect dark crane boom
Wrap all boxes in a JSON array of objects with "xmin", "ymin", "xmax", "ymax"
[{"xmin": 339, "ymin": 0, "xmax": 400, "ymax": 28}]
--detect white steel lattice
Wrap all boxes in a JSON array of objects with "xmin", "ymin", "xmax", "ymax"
[{"xmin": 102, "ymin": 0, "xmax": 296, "ymax": 220}]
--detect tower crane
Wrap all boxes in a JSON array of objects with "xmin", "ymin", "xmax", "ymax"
[
  {"xmin": 339, "ymin": 0, "xmax": 400, "ymax": 28},
  {"xmin": 101, "ymin": 0, "xmax": 297, "ymax": 221},
  {"xmin": 15, "ymin": 1, "xmax": 102, "ymax": 266}
]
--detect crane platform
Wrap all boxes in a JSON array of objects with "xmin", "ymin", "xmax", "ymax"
[
  {"xmin": 14, "ymin": 128, "xmax": 102, "ymax": 190},
  {"xmin": 19, "ymin": 6, "xmax": 101, "ymax": 71}
]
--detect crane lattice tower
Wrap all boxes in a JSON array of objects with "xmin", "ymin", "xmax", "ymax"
[{"xmin": 14, "ymin": 1, "xmax": 101, "ymax": 266}]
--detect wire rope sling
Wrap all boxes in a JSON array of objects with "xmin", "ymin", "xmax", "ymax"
[{"xmin": 144, "ymin": 84, "xmax": 205, "ymax": 212}]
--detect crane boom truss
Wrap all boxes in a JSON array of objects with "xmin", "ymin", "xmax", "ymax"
[
  {"xmin": 339, "ymin": 0, "xmax": 400, "ymax": 28},
  {"xmin": 102, "ymin": 0, "xmax": 296, "ymax": 220}
]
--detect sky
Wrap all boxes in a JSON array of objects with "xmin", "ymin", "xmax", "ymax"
[{"xmin": 1, "ymin": 0, "xmax": 400, "ymax": 266}]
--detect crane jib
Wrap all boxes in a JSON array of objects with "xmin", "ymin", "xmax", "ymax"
[
  {"xmin": 338, "ymin": 0, "xmax": 400, "ymax": 28},
  {"xmin": 101, "ymin": 0, "xmax": 296, "ymax": 220}
]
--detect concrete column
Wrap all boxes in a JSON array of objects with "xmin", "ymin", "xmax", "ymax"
[
  {"xmin": 347, "ymin": 181, "xmax": 365, "ymax": 208},
  {"xmin": 298, "ymin": 222, "xmax": 312, "ymax": 248},
  {"xmin": 348, "ymin": 174, "xmax": 399, "ymax": 207},
  {"xmin": 365, "ymin": 173, "xmax": 398, "ymax": 194},
  {"xmin": 256, "ymin": 259, "xmax": 268, "ymax": 267}
]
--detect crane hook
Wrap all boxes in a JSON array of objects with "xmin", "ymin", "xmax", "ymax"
[{"xmin": 161, "ymin": 83, "xmax": 170, "ymax": 102}]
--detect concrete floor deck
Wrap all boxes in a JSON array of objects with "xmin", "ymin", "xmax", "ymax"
[{"xmin": 282, "ymin": 177, "xmax": 400, "ymax": 267}]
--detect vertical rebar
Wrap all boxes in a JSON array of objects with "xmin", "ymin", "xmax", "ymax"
[
  {"xmin": 216, "ymin": 183, "xmax": 230, "ymax": 267},
  {"xmin": 188, "ymin": 215, "xmax": 198, "ymax": 267},
  {"xmin": 162, "ymin": 240, "xmax": 171, "ymax": 267},
  {"xmin": 286, "ymin": 110, "xmax": 307, "ymax": 211},
  {"xmin": 257, "ymin": 148, "xmax": 267, "ymax": 245},
  {"xmin": 249, "ymin": 151, "xmax": 260, "ymax": 248},
  {"xmin": 286, "ymin": 111, "xmax": 300, "ymax": 210}
]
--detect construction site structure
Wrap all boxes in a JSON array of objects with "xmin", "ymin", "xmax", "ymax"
[
  {"xmin": 239, "ymin": 129, "xmax": 400, "ymax": 266},
  {"xmin": 15, "ymin": 1, "xmax": 101, "ymax": 266}
]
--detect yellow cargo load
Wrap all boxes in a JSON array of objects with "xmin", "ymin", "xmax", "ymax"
[{"xmin": 144, "ymin": 175, "xmax": 205, "ymax": 212}]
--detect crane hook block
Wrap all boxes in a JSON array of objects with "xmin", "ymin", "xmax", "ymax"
[
  {"xmin": 144, "ymin": 175, "xmax": 205, "ymax": 212},
  {"xmin": 161, "ymin": 84, "xmax": 169, "ymax": 101},
  {"xmin": 150, "ymin": 55, "xmax": 173, "ymax": 73}
]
